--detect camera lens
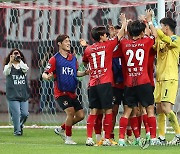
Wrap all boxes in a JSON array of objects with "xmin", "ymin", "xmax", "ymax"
[{"xmin": 14, "ymin": 55, "xmax": 21, "ymax": 61}]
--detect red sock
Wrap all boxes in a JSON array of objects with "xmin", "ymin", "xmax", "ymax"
[
  {"xmin": 61, "ymin": 123, "xmax": 65, "ymax": 130},
  {"xmin": 94, "ymin": 114, "xmax": 103, "ymax": 135},
  {"xmin": 103, "ymin": 113, "xmax": 113, "ymax": 139},
  {"xmin": 126, "ymin": 127, "xmax": 132, "ymax": 136},
  {"xmin": 103, "ymin": 115, "xmax": 106, "ymax": 132},
  {"xmin": 110, "ymin": 133, "xmax": 114, "ymax": 139},
  {"xmin": 130, "ymin": 117, "xmax": 140, "ymax": 138},
  {"xmin": 87, "ymin": 115, "xmax": 97, "ymax": 138},
  {"xmin": 147, "ymin": 116, "xmax": 156, "ymax": 138},
  {"xmin": 143, "ymin": 114, "xmax": 150, "ymax": 134},
  {"xmin": 119, "ymin": 117, "xmax": 128, "ymax": 139},
  {"xmin": 137, "ymin": 116, "xmax": 142, "ymax": 134},
  {"xmin": 126, "ymin": 119, "xmax": 132, "ymax": 136},
  {"xmin": 111, "ymin": 112, "xmax": 115, "ymax": 139},
  {"xmin": 65, "ymin": 125, "xmax": 72, "ymax": 136}
]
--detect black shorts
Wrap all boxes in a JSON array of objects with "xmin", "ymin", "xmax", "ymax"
[
  {"xmin": 88, "ymin": 83, "xmax": 113, "ymax": 109},
  {"xmin": 152, "ymin": 86, "xmax": 155, "ymax": 92},
  {"xmin": 112, "ymin": 87, "xmax": 124, "ymax": 105},
  {"xmin": 124, "ymin": 83, "xmax": 154, "ymax": 108},
  {"xmin": 56, "ymin": 95, "xmax": 83, "ymax": 111}
]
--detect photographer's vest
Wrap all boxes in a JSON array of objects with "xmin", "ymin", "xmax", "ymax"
[
  {"xmin": 6, "ymin": 66, "xmax": 30, "ymax": 101},
  {"xmin": 55, "ymin": 53, "xmax": 78, "ymax": 93}
]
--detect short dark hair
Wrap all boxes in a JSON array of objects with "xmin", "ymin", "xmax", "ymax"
[
  {"xmin": 56, "ymin": 34, "xmax": 69, "ymax": 46},
  {"xmin": 160, "ymin": 17, "xmax": 176, "ymax": 34},
  {"xmin": 114, "ymin": 25, "xmax": 121, "ymax": 30},
  {"xmin": 91, "ymin": 26, "xmax": 107, "ymax": 42},
  {"xmin": 127, "ymin": 20, "xmax": 146, "ymax": 37}
]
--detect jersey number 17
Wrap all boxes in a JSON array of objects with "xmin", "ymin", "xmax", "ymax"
[{"xmin": 91, "ymin": 51, "xmax": 105, "ymax": 69}]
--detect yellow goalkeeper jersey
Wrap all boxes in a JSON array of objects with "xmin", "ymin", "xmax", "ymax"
[{"xmin": 154, "ymin": 29, "xmax": 180, "ymax": 81}]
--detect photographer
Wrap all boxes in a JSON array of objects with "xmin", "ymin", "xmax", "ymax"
[{"xmin": 3, "ymin": 49, "xmax": 29, "ymax": 136}]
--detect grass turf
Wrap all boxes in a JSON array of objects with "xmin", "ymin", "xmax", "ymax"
[{"xmin": 0, "ymin": 128, "xmax": 180, "ymax": 154}]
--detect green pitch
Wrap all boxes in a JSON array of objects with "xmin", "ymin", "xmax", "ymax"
[{"xmin": 0, "ymin": 128, "xmax": 179, "ymax": 154}]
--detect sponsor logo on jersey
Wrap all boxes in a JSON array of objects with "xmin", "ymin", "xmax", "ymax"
[{"xmin": 62, "ymin": 67, "xmax": 74, "ymax": 76}]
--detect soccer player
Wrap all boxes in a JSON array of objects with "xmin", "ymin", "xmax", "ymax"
[
  {"xmin": 109, "ymin": 25, "xmax": 127, "ymax": 144},
  {"xmin": 83, "ymin": 14, "xmax": 127, "ymax": 146},
  {"xmin": 95, "ymin": 25, "xmax": 126, "ymax": 146},
  {"xmin": 118, "ymin": 19, "xmax": 157, "ymax": 146},
  {"xmin": 131, "ymin": 19, "xmax": 156, "ymax": 145},
  {"xmin": 79, "ymin": 39, "xmax": 104, "ymax": 145},
  {"xmin": 42, "ymin": 34, "xmax": 88, "ymax": 145},
  {"xmin": 139, "ymin": 16, "xmax": 156, "ymax": 142},
  {"xmin": 134, "ymin": 46, "xmax": 155, "ymax": 142},
  {"xmin": 80, "ymin": 26, "xmax": 123, "ymax": 146},
  {"xmin": 150, "ymin": 16, "xmax": 180, "ymax": 144}
]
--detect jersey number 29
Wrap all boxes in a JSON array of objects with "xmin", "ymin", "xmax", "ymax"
[{"xmin": 126, "ymin": 49, "xmax": 144, "ymax": 66}]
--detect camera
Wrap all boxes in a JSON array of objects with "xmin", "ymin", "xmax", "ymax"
[{"xmin": 14, "ymin": 55, "xmax": 21, "ymax": 62}]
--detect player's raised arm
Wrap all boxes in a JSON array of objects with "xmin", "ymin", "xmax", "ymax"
[
  {"xmin": 117, "ymin": 13, "xmax": 127, "ymax": 40},
  {"xmin": 146, "ymin": 9, "xmax": 157, "ymax": 38},
  {"xmin": 139, "ymin": 15, "xmax": 151, "ymax": 36}
]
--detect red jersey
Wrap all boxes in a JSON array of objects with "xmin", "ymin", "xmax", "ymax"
[
  {"xmin": 83, "ymin": 38, "xmax": 118, "ymax": 86},
  {"xmin": 120, "ymin": 36, "xmax": 155, "ymax": 87},
  {"xmin": 113, "ymin": 44, "xmax": 121, "ymax": 58},
  {"xmin": 148, "ymin": 48, "xmax": 156, "ymax": 87},
  {"xmin": 44, "ymin": 53, "xmax": 78, "ymax": 99}
]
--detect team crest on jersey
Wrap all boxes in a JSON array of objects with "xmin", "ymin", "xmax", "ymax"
[
  {"xmin": 171, "ymin": 36, "xmax": 177, "ymax": 41},
  {"xmin": 63, "ymin": 101, "xmax": 68, "ymax": 106},
  {"xmin": 45, "ymin": 63, "xmax": 51, "ymax": 70}
]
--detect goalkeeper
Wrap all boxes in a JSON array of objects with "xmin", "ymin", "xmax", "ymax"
[{"xmin": 148, "ymin": 10, "xmax": 180, "ymax": 145}]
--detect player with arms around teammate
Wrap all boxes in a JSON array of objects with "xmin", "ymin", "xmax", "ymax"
[
  {"xmin": 149, "ymin": 14, "xmax": 180, "ymax": 144},
  {"xmin": 83, "ymin": 14, "xmax": 127, "ymax": 146},
  {"xmin": 42, "ymin": 34, "xmax": 88, "ymax": 145},
  {"xmin": 118, "ymin": 19, "xmax": 157, "ymax": 146}
]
